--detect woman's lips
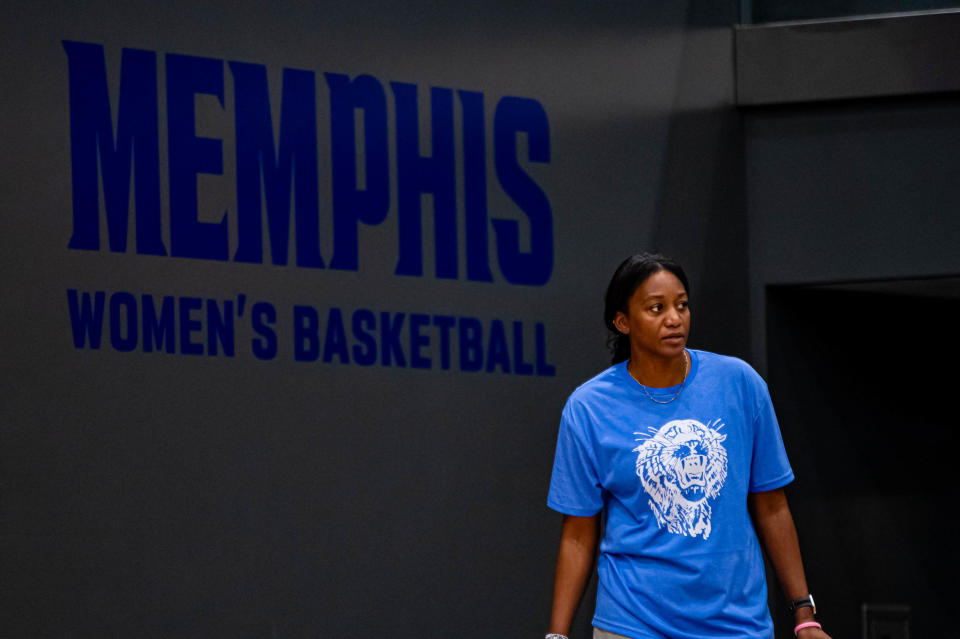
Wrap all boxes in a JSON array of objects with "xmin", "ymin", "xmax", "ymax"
[{"xmin": 663, "ymin": 334, "xmax": 685, "ymax": 342}]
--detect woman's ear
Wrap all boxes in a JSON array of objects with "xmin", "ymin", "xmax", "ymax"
[{"xmin": 612, "ymin": 311, "xmax": 629, "ymax": 335}]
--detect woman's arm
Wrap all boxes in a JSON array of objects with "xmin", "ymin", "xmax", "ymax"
[
  {"xmin": 548, "ymin": 513, "xmax": 601, "ymax": 637},
  {"xmin": 749, "ymin": 488, "xmax": 831, "ymax": 638}
]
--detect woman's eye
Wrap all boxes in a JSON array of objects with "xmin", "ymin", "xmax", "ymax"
[{"xmin": 650, "ymin": 304, "xmax": 662, "ymax": 312}]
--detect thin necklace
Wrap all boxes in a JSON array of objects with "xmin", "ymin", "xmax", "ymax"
[{"xmin": 629, "ymin": 350, "xmax": 689, "ymax": 404}]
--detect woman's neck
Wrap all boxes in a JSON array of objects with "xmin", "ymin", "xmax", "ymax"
[{"xmin": 628, "ymin": 350, "xmax": 688, "ymax": 388}]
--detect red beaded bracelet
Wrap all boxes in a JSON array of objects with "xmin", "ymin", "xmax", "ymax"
[{"xmin": 794, "ymin": 621, "xmax": 822, "ymax": 635}]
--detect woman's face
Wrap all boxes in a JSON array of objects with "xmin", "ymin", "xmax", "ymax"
[{"xmin": 613, "ymin": 269, "xmax": 690, "ymax": 361}]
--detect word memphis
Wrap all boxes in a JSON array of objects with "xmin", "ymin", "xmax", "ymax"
[
  {"xmin": 63, "ymin": 41, "xmax": 553, "ymax": 285},
  {"xmin": 67, "ymin": 290, "xmax": 556, "ymax": 376}
]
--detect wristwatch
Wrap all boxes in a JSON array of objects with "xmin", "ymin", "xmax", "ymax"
[{"xmin": 787, "ymin": 594, "xmax": 816, "ymax": 615}]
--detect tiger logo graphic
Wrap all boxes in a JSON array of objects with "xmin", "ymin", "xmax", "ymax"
[{"xmin": 634, "ymin": 418, "xmax": 728, "ymax": 539}]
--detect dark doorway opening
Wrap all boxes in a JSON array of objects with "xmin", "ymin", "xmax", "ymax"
[{"xmin": 765, "ymin": 277, "xmax": 959, "ymax": 638}]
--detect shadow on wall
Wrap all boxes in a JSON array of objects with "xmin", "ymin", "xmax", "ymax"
[
  {"xmin": 651, "ymin": 0, "xmax": 749, "ymax": 362},
  {"xmin": 765, "ymin": 280, "xmax": 959, "ymax": 638}
]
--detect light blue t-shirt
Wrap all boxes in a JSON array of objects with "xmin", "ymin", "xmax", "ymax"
[{"xmin": 547, "ymin": 350, "xmax": 794, "ymax": 639}]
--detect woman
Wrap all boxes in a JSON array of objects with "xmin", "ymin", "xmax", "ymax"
[{"xmin": 545, "ymin": 254, "xmax": 829, "ymax": 639}]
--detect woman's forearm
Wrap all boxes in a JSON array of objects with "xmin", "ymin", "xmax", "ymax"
[
  {"xmin": 750, "ymin": 489, "xmax": 832, "ymax": 637},
  {"xmin": 748, "ymin": 489, "xmax": 814, "ymax": 622},
  {"xmin": 549, "ymin": 514, "xmax": 601, "ymax": 636}
]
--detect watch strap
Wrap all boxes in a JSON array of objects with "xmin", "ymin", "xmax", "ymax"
[{"xmin": 788, "ymin": 594, "xmax": 816, "ymax": 614}]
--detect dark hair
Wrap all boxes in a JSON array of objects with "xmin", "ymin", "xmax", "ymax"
[{"xmin": 603, "ymin": 253, "xmax": 690, "ymax": 365}]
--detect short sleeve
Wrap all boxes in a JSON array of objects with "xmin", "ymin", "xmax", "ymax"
[
  {"xmin": 547, "ymin": 404, "xmax": 604, "ymax": 516},
  {"xmin": 748, "ymin": 383, "xmax": 795, "ymax": 493}
]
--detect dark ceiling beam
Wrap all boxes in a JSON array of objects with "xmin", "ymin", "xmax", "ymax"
[{"xmin": 735, "ymin": 9, "xmax": 960, "ymax": 105}]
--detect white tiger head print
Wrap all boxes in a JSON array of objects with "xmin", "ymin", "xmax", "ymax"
[{"xmin": 633, "ymin": 418, "xmax": 728, "ymax": 539}]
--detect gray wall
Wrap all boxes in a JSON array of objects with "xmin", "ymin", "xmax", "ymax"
[
  {"xmin": 745, "ymin": 92, "xmax": 960, "ymax": 637},
  {"xmin": 0, "ymin": 2, "xmax": 744, "ymax": 637},
  {"xmin": 745, "ymin": 96, "xmax": 960, "ymax": 370}
]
